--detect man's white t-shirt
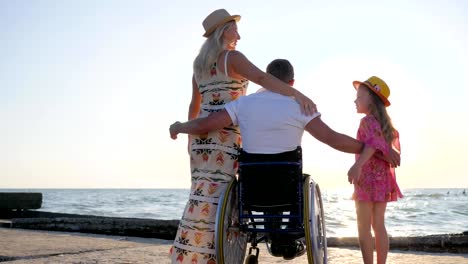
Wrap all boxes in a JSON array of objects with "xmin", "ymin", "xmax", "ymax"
[{"xmin": 224, "ymin": 89, "xmax": 321, "ymax": 154}]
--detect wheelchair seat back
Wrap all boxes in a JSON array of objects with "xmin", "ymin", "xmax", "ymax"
[{"xmin": 238, "ymin": 147, "xmax": 304, "ymax": 233}]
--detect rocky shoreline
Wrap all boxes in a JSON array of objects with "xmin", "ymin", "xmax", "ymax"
[{"xmin": 1, "ymin": 210, "xmax": 467, "ymax": 254}]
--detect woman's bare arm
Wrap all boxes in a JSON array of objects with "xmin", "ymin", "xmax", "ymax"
[{"xmin": 227, "ymin": 50, "xmax": 317, "ymax": 115}]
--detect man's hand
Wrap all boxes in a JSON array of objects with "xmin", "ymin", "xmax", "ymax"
[
  {"xmin": 169, "ymin": 122, "xmax": 181, "ymax": 140},
  {"xmin": 348, "ymin": 163, "xmax": 362, "ymax": 185}
]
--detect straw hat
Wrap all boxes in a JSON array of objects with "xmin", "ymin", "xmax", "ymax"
[
  {"xmin": 353, "ymin": 76, "xmax": 391, "ymax": 107},
  {"xmin": 202, "ymin": 9, "xmax": 240, "ymax": 37}
]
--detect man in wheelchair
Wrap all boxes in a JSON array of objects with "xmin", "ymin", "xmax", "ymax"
[{"xmin": 170, "ymin": 59, "xmax": 400, "ymax": 260}]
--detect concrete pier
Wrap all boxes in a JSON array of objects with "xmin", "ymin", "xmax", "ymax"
[{"xmin": 0, "ymin": 192, "xmax": 42, "ymax": 210}]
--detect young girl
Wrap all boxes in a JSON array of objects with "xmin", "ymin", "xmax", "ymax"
[{"xmin": 348, "ymin": 76, "xmax": 403, "ymax": 264}]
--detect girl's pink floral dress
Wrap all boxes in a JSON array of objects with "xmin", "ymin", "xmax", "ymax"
[{"xmin": 353, "ymin": 115, "xmax": 403, "ymax": 202}]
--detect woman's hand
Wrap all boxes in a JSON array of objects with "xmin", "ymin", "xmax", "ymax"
[{"xmin": 294, "ymin": 90, "xmax": 317, "ymax": 115}]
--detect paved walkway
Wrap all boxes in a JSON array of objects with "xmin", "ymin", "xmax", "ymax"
[{"xmin": 1, "ymin": 228, "xmax": 467, "ymax": 263}]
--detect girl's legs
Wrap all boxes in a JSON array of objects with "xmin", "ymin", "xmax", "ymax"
[
  {"xmin": 371, "ymin": 202, "xmax": 388, "ymax": 264},
  {"xmin": 355, "ymin": 201, "xmax": 374, "ymax": 264}
]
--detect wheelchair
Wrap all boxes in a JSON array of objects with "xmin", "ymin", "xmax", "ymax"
[{"xmin": 215, "ymin": 147, "xmax": 327, "ymax": 264}]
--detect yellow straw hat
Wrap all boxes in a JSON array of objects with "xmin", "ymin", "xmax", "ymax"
[
  {"xmin": 202, "ymin": 9, "xmax": 240, "ymax": 38},
  {"xmin": 353, "ymin": 76, "xmax": 391, "ymax": 107}
]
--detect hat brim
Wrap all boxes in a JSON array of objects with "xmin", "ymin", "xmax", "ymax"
[
  {"xmin": 353, "ymin": 80, "xmax": 391, "ymax": 107},
  {"xmin": 203, "ymin": 15, "xmax": 241, "ymax": 37}
]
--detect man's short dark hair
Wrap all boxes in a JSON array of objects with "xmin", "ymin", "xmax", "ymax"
[{"xmin": 266, "ymin": 59, "xmax": 294, "ymax": 83}]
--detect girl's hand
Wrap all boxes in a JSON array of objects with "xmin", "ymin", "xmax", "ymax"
[
  {"xmin": 294, "ymin": 90, "xmax": 317, "ymax": 116},
  {"xmin": 374, "ymin": 148, "xmax": 400, "ymax": 167},
  {"xmin": 388, "ymin": 148, "xmax": 401, "ymax": 167},
  {"xmin": 347, "ymin": 163, "xmax": 362, "ymax": 184}
]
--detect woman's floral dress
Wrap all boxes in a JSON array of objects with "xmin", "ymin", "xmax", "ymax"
[
  {"xmin": 170, "ymin": 60, "xmax": 248, "ymax": 264},
  {"xmin": 353, "ymin": 115, "xmax": 403, "ymax": 202}
]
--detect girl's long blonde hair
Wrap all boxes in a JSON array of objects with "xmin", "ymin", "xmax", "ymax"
[
  {"xmin": 367, "ymin": 90, "xmax": 397, "ymax": 144},
  {"xmin": 193, "ymin": 21, "xmax": 234, "ymax": 81}
]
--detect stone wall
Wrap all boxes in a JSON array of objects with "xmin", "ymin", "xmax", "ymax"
[{"xmin": 0, "ymin": 193, "xmax": 42, "ymax": 210}]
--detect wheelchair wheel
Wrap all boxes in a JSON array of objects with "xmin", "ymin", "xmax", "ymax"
[
  {"xmin": 215, "ymin": 180, "xmax": 248, "ymax": 264},
  {"xmin": 303, "ymin": 176, "xmax": 328, "ymax": 264}
]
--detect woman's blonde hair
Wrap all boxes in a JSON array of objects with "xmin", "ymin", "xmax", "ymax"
[
  {"xmin": 193, "ymin": 21, "xmax": 234, "ymax": 81},
  {"xmin": 367, "ymin": 89, "xmax": 397, "ymax": 144}
]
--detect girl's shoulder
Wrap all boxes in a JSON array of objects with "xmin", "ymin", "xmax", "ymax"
[
  {"xmin": 359, "ymin": 115, "xmax": 383, "ymax": 134},
  {"xmin": 360, "ymin": 115, "xmax": 379, "ymax": 126}
]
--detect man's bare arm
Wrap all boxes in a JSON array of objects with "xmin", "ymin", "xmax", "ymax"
[
  {"xmin": 305, "ymin": 117, "xmax": 364, "ymax": 154},
  {"xmin": 170, "ymin": 110, "xmax": 232, "ymax": 139}
]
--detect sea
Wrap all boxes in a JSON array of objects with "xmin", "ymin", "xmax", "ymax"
[{"xmin": 2, "ymin": 188, "xmax": 467, "ymax": 238}]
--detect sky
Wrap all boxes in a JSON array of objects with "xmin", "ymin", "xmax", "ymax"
[{"xmin": 2, "ymin": 0, "xmax": 467, "ymax": 190}]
